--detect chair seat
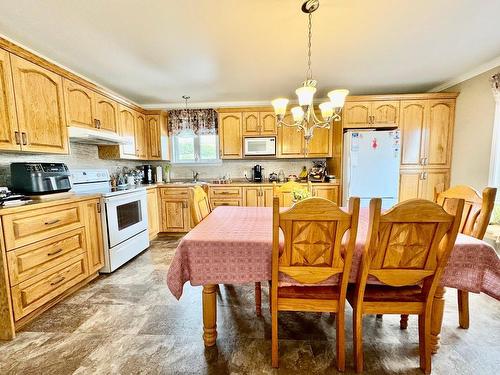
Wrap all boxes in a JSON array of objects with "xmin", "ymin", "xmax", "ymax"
[
  {"xmin": 347, "ymin": 284, "xmax": 425, "ymax": 303},
  {"xmin": 278, "ymin": 285, "xmax": 340, "ymax": 300}
]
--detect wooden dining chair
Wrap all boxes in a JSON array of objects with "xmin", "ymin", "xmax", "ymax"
[
  {"xmin": 188, "ymin": 186, "xmax": 264, "ymax": 316},
  {"xmin": 272, "ymin": 181, "xmax": 312, "ymax": 207},
  {"xmin": 435, "ymin": 185, "xmax": 497, "ymax": 329},
  {"xmin": 347, "ymin": 198, "xmax": 464, "ymax": 374},
  {"xmin": 188, "ymin": 186, "xmax": 211, "ymax": 226},
  {"xmin": 271, "ymin": 196, "xmax": 360, "ymax": 371}
]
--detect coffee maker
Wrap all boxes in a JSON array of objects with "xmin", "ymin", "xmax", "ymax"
[{"xmin": 252, "ymin": 164, "xmax": 263, "ymax": 182}]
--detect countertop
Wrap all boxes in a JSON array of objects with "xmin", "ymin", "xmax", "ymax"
[
  {"xmin": 0, "ymin": 194, "xmax": 102, "ymax": 215},
  {"xmin": 140, "ymin": 179, "xmax": 340, "ymax": 188}
]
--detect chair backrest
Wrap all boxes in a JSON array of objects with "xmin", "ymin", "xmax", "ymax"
[
  {"xmin": 436, "ymin": 185, "xmax": 497, "ymax": 239},
  {"xmin": 358, "ymin": 198, "xmax": 464, "ymax": 299},
  {"xmin": 272, "ymin": 181, "xmax": 313, "ymax": 207},
  {"xmin": 272, "ymin": 196, "xmax": 360, "ymax": 290},
  {"xmin": 188, "ymin": 186, "xmax": 211, "ymax": 226}
]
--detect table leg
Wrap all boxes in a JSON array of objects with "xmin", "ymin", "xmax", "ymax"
[
  {"xmin": 255, "ymin": 282, "xmax": 262, "ymax": 317},
  {"xmin": 203, "ymin": 284, "xmax": 217, "ymax": 347},
  {"xmin": 430, "ymin": 286, "xmax": 446, "ymax": 354}
]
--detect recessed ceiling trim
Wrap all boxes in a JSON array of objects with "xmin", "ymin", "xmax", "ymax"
[
  {"xmin": 428, "ymin": 55, "xmax": 500, "ymax": 92},
  {"xmin": 141, "ymin": 100, "xmax": 299, "ymax": 110}
]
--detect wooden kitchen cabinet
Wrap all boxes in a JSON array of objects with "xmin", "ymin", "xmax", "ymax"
[
  {"xmin": 94, "ymin": 93, "xmax": 118, "ymax": 133},
  {"xmin": 0, "ymin": 48, "xmax": 19, "ymax": 151},
  {"xmin": 343, "ymin": 100, "xmax": 399, "ymax": 128},
  {"xmin": 161, "ymin": 199, "xmax": 190, "ymax": 232},
  {"xmin": 260, "ymin": 112, "xmax": 277, "ymax": 135},
  {"xmin": 400, "ymin": 99, "xmax": 454, "ymax": 169},
  {"xmin": 242, "ymin": 111, "xmax": 277, "ymax": 136},
  {"xmin": 10, "ymin": 55, "xmax": 68, "ymax": 154},
  {"xmin": 219, "ymin": 112, "xmax": 243, "ymax": 159},
  {"xmin": 135, "ymin": 112, "xmax": 148, "ymax": 159},
  {"xmin": 147, "ymin": 188, "xmax": 160, "ymax": 240},
  {"xmin": 277, "ymin": 114, "xmax": 304, "ymax": 157},
  {"xmin": 119, "ymin": 106, "xmax": 137, "ymax": 158},
  {"xmin": 82, "ymin": 199, "xmax": 104, "ymax": 274},
  {"xmin": 305, "ymin": 126, "xmax": 332, "ymax": 157},
  {"xmin": 399, "ymin": 169, "xmax": 449, "ymax": 202},
  {"xmin": 146, "ymin": 114, "xmax": 161, "ymax": 160},
  {"xmin": 312, "ymin": 185, "xmax": 339, "ymax": 204},
  {"xmin": 242, "ymin": 112, "xmax": 260, "ymax": 135},
  {"xmin": 243, "ymin": 186, "xmax": 274, "ymax": 207},
  {"xmin": 63, "ymin": 79, "xmax": 95, "ymax": 129}
]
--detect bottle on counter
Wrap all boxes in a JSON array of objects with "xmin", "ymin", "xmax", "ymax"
[{"xmin": 278, "ymin": 169, "xmax": 285, "ymax": 183}]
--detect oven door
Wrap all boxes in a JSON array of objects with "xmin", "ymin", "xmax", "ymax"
[{"xmin": 104, "ymin": 190, "xmax": 148, "ymax": 248}]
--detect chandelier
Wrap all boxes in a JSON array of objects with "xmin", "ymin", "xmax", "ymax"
[{"xmin": 271, "ymin": 0, "xmax": 349, "ymax": 150}]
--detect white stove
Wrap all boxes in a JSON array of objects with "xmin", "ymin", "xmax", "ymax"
[{"xmin": 71, "ymin": 169, "xmax": 149, "ymax": 273}]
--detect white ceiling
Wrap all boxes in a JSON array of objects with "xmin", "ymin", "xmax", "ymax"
[{"xmin": 1, "ymin": 0, "xmax": 499, "ymax": 108}]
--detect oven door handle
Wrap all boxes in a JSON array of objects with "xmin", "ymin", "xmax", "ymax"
[{"xmin": 102, "ymin": 190, "xmax": 146, "ymax": 204}]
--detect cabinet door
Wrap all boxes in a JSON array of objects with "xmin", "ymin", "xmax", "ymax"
[
  {"xmin": 63, "ymin": 79, "xmax": 95, "ymax": 129},
  {"xmin": 82, "ymin": 199, "xmax": 104, "ymax": 273},
  {"xmin": 11, "ymin": 55, "xmax": 68, "ymax": 154},
  {"xmin": 400, "ymin": 100, "xmax": 427, "ymax": 168},
  {"xmin": 343, "ymin": 102, "xmax": 371, "ymax": 128},
  {"xmin": 313, "ymin": 185, "xmax": 339, "ymax": 204},
  {"xmin": 94, "ymin": 93, "xmax": 118, "ymax": 133},
  {"xmin": 420, "ymin": 169, "xmax": 450, "ymax": 201},
  {"xmin": 119, "ymin": 106, "xmax": 137, "ymax": 158},
  {"xmin": 262, "ymin": 187, "xmax": 274, "ymax": 207},
  {"xmin": 135, "ymin": 112, "xmax": 148, "ymax": 159},
  {"xmin": 146, "ymin": 115, "xmax": 161, "ymax": 160},
  {"xmin": 399, "ymin": 170, "xmax": 422, "ymax": 202},
  {"xmin": 278, "ymin": 114, "xmax": 304, "ymax": 157},
  {"xmin": 306, "ymin": 126, "xmax": 332, "ymax": 157},
  {"xmin": 161, "ymin": 199, "xmax": 189, "ymax": 232},
  {"xmin": 0, "ymin": 49, "xmax": 20, "ymax": 151},
  {"xmin": 260, "ymin": 112, "xmax": 277, "ymax": 135},
  {"xmin": 372, "ymin": 101, "xmax": 399, "ymax": 127},
  {"xmin": 425, "ymin": 100, "xmax": 454, "ymax": 168},
  {"xmin": 147, "ymin": 189, "xmax": 159, "ymax": 239},
  {"xmin": 242, "ymin": 112, "xmax": 260, "ymax": 135},
  {"xmin": 219, "ymin": 113, "xmax": 242, "ymax": 159},
  {"xmin": 243, "ymin": 187, "xmax": 260, "ymax": 207}
]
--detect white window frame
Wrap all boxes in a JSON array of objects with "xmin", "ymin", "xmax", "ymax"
[
  {"xmin": 171, "ymin": 133, "xmax": 221, "ymax": 166},
  {"xmin": 489, "ymin": 87, "xmax": 500, "ymax": 201}
]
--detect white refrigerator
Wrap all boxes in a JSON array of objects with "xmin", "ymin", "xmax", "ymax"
[{"xmin": 343, "ymin": 130, "xmax": 401, "ymax": 209}]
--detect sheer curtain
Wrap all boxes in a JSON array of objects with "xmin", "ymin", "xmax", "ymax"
[{"xmin": 490, "ymin": 73, "xmax": 500, "ymax": 201}]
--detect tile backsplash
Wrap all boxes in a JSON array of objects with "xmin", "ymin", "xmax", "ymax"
[{"xmin": 0, "ymin": 142, "xmax": 326, "ymax": 187}]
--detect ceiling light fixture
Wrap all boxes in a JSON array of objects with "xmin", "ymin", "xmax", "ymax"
[{"xmin": 271, "ymin": 0, "xmax": 349, "ymax": 153}]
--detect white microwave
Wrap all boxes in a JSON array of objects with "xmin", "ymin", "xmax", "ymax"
[{"xmin": 244, "ymin": 137, "xmax": 276, "ymax": 156}]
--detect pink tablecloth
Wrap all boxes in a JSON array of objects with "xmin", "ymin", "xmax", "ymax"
[{"xmin": 167, "ymin": 207, "xmax": 500, "ymax": 301}]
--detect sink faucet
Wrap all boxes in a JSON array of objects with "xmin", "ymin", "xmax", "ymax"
[{"xmin": 192, "ymin": 170, "xmax": 199, "ymax": 183}]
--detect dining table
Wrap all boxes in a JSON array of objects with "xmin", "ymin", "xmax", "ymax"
[{"xmin": 167, "ymin": 206, "xmax": 500, "ymax": 353}]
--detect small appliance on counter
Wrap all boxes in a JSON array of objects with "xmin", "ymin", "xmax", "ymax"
[
  {"xmin": 10, "ymin": 162, "xmax": 72, "ymax": 195},
  {"xmin": 252, "ymin": 164, "xmax": 264, "ymax": 182},
  {"xmin": 0, "ymin": 187, "xmax": 30, "ymax": 207},
  {"xmin": 155, "ymin": 166, "xmax": 163, "ymax": 183},
  {"xmin": 143, "ymin": 165, "xmax": 154, "ymax": 184},
  {"xmin": 308, "ymin": 161, "xmax": 327, "ymax": 182},
  {"xmin": 269, "ymin": 172, "xmax": 278, "ymax": 182}
]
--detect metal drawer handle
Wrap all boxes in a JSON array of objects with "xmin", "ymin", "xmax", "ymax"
[
  {"xmin": 21, "ymin": 132, "xmax": 28, "ymax": 145},
  {"xmin": 14, "ymin": 131, "xmax": 21, "ymax": 145},
  {"xmin": 50, "ymin": 276, "xmax": 65, "ymax": 286},
  {"xmin": 45, "ymin": 219, "xmax": 61, "ymax": 225},
  {"xmin": 47, "ymin": 248, "xmax": 64, "ymax": 256}
]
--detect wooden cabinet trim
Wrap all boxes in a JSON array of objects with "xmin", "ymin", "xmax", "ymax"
[{"xmin": 0, "ymin": 49, "xmax": 20, "ymax": 151}]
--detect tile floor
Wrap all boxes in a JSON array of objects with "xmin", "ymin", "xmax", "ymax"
[{"xmin": 0, "ymin": 235, "xmax": 499, "ymax": 374}]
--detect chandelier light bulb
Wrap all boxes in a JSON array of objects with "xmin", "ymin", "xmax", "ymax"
[
  {"xmin": 328, "ymin": 89, "xmax": 349, "ymax": 108},
  {"xmin": 319, "ymin": 102, "xmax": 334, "ymax": 120},
  {"xmin": 295, "ymin": 85, "xmax": 317, "ymax": 106},
  {"xmin": 271, "ymin": 98, "xmax": 289, "ymax": 117},
  {"xmin": 291, "ymin": 106, "xmax": 305, "ymax": 122}
]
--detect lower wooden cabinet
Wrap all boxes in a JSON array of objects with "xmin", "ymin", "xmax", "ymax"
[
  {"xmin": 161, "ymin": 199, "xmax": 190, "ymax": 232},
  {"xmin": 243, "ymin": 186, "xmax": 274, "ymax": 207},
  {"xmin": 147, "ymin": 188, "xmax": 160, "ymax": 240},
  {"xmin": 399, "ymin": 169, "xmax": 450, "ymax": 202},
  {"xmin": 82, "ymin": 199, "xmax": 104, "ymax": 274},
  {"xmin": 312, "ymin": 185, "xmax": 339, "ymax": 204}
]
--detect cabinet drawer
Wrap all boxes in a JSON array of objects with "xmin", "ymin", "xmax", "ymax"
[
  {"xmin": 7, "ymin": 228, "xmax": 87, "ymax": 286},
  {"xmin": 209, "ymin": 187, "xmax": 242, "ymax": 198},
  {"xmin": 160, "ymin": 188, "xmax": 188, "ymax": 199},
  {"xmin": 211, "ymin": 199, "xmax": 242, "ymax": 207},
  {"xmin": 2, "ymin": 203, "xmax": 84, "ymax": 250},
  {"xmin": 11, "ymin": 253, "xmax": 89, "ymax": 320}
]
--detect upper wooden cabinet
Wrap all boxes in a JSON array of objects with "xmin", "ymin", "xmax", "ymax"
[
  {"xmin": 242, "ymin": 111, "xmax": 277, "ymax": 135},
  {"xmin": 135, "ymin": 112, "xmax": 148, "ymax": 159},
  {"xmin": 146, "ymin": 114, "xmax": 161, "ymax": 160},
  {"xmin": 0, "ymin": 49, "xmax": 20, "ymax": 151},
  {"xmin": 63, "ymin": 79, "xmax": 95, "ymax": 129},
  {"xmin": 400, "ymin": 99, "xmax": 454, "ymax": 169},
  {"xmin": 94, "ymin": 93, "xmax": 118, "ymax": 132},
  {"xmin": 119, "ymin": 106, "xmax": 137, "ymax": 158},
  {"xmin": 219, "ymin": 112, "xmax": 243, "ymax": 159},
  {"xmin": 10, "ymin": 55, "xmax": 68, "ymax": 154},
  {"xmin": 343, "ymin": 100, "xmax": 399, "ymax": 128}
]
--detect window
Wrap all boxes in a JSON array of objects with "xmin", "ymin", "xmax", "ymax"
[
  {"xmin": 172, "ymin": 133, "xmax": 220, "ymax": 164},
  {"xmin": 490, "ymin": 73, "xmax": 500, "ymax": 202}
]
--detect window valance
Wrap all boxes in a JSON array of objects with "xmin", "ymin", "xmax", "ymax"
[{"xmin": 168, "ymin": 108, "xmax": 218, "ymax": 136}]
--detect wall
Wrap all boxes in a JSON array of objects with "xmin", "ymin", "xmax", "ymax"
[
  {"xmin": 445, "ymin": 66, "xmax": 499, "ymax": 190},
  {"xmin": 0, "ymin": 142, "xmax": 322, "ymax": 187}
]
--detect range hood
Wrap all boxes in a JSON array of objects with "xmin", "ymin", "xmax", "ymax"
[{"xmin": 68, "ymin": 126, "xmax": 130, "ymax": 145}]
